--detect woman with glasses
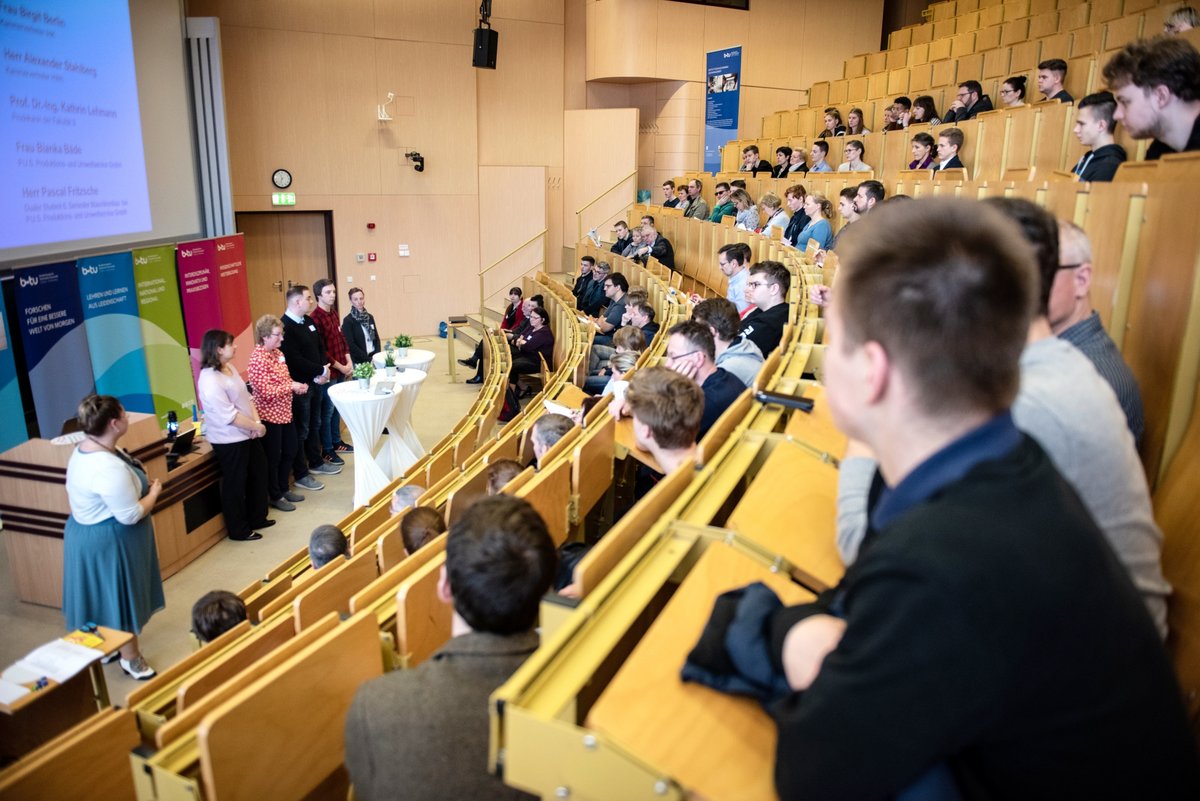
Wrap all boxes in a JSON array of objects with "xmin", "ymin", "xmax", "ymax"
[
  {"xmin": 509, "ymin": 306, "xmax": 555, "ymax": 398},
  {"xmin": 794, "ymin": 194, "xmax": 834, "ymax": 250},
  {"xmin": 1000, "ymin": 76, "xmax": 1027, "ymax": 108},
  {"xmin": 760, "ymin": 192, "xmax": 788, "ymax": 235}
]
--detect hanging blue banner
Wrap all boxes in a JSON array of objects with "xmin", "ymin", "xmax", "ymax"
[
  {"xmin": 14, "ymin": 262, "xmax": 96, "ymax": 437},
  {"xmin": 704, "ymin": 46, "xmax": 742, "ymax": 174},
  {"xmin": 0, "ymin": 299, "xmax": 25, "ymax": 452},
  {"xmin": 78, "ymin": 252, "xmax": 154, "ymax": 414}
]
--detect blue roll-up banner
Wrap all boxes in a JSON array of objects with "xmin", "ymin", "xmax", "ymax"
[
  {"xmin": 14, "ymin": 263, "xmax": 96, "ymax": 438},
  {"xmin": 0, "ymin": 298, "xmax": 26, "ymax": 452},
  {"xmin": 78, "ymin": 252, "xmax": 155, "ymax": 414},
  {"xmin": 705, "ymin": 46, "xmax": 742, "ymax": 174}
]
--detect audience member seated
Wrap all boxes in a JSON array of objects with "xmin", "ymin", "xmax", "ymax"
[
  {"xmin": 889, "ymin": 96, "xmax": 913, "ymax": 129},
  {"xmin": 771, "ymin": 146, "xmax": 793, "ymax": 178},
  {"xmin": 1038, "ymin": 58, "xmax": 1073, "ymax": 104},
  {"xmin": 345, "ymin": 495, "xmax": 555, "ymax": 801},
  {"xmin": 191, "ymin": 590, "xmax": 247, "ymax": 644},
  {"xmin": 846, "ymin": 107, "xmax": 870, "ymax": 135},
  {"xmin": 610, "ymin": 220, "xmax": 633, "ymax": 255},
  {"xmin": 759, "ymin": 192, "xmax": 788, "ymax": 234},
  {"xmin": 459, "ymin": 287, "xmax": 524, "ymax": 374},
  {"xmin": 509, "ymin": 306, "xmax": 555, "ymax": 398},
  {"xmin": 485, "ymin": 459, "xmax": 524, "ymax": 495},
  {"xmin": 781, "ymin": 185, "xmax": 810, "ymax": 250},
  {"xmin": 530, "ymin": 413, "xmax": 575, "ymax": 469},
  {"xmin": 808, "ymin": 140, "xmax": 833, "ymax": 173},
  {"xmin": 731, "ymin": 188, "xmax": 761, "ymax": 231},
  {"xmin": 588, "ymin": 324, "xmax": 646, "ymax": 393},
  {"xmin": 577, "ymin": 261, "xmax": 611, "ymax": 318},
  {"xmin": 621, "ymin": 226, "xmax": 644, "ymax": 259},
  {"xmin": 572, "ymin": 257, "xmax": 593, "ymax": 301},
  {"xmin": 392, "ymin": 484, "xmax": 426, "ymax": 515},
  {"xmin": 590, "ymin": 271, "xmax": 629, "ymax": 346},
  {"xmin": 934, "ymin": 127, "xmax": 966, "ymax": 171},
  {"xmin": 624, "ymin": 365, "xmax": 703, "ymax": 477},
  {"xmin": 1103, "ymin": 36, "xmax": 1200, "ymax": 159},
  {"xmin": 709, "ymin": 181, "xmax": 736, "ymax": 221},
  {"xmin": 943, "ymin": 80, "xmax": 993, "ymax": 122},
  {"xmin": 793, "ymin": 193, "xmax": 835, "ymax": 251},
  {"xmin": 635, "ymin": 221, "xmax": 676, "ymax": 271},
  {"xmin": 786, "ymin": 147, "xmax": 807, "ymax": 174},
  {"xmin": 911, "ymin": 95, "xmax": 941, "ymax": 126},
  {"xmin": 740, "ymin": 260, "xmax": 791, "ymax": 355},
  {"xmin": 718, "ymin": 242, "xmax": 754, "ymax": 314},
  {"xmin": 817, "ymin": 108, "xmax": 847, "ymax": 138},
  {"xmin": 597, "ymin": 350, "xmax": 638, "ymax": 400},
  {"xmin": 828, "ymin": 188, "xmax": 860, "ymax": 251},
  {"xmin": 880, "ymin": 105, "xmax": 898, "ymax": 131},
  {"xmin": 1000, "ymin": 75, "xmax": 1028, "ymax": 108},
  {"xmin": 692, "ymin": 298, "xmax": 764, "ymax": 387},
  {"xmin": 1164, "ymin": 6, "xmax": 1199, "ymax": 34},
  {"xmin": 855, "ymin": 180, "xmax": 885, "ymax": 217},
  {"xmin": 628, "ymin": 301, "xmax": 660, "ymax": 342},
  {"xmin": 707, "ymin": 196, "xmax": 1200, "ymax": 801},
  {"xmin": 909, "ymin": 132, "xmax": 936, "ymax": 169},
  {"xmin": 664, "ymin": 321, "xmax": 748, "ymax": 441},
  {"xmin": 683, "ymin": 178, "xmax": 709, "ymax": 220},
  {"xmin": 675, "ymin": 186, "xmax": 691, "ymax": 209},
  {"xmin": 1053, "ymin": 221, "xmax": 1145, "ymax": 441},
  {"xmin": 837, "ymin": 140, "xmax": 872, "ymax": 173},
  {"xmin": 740, "ymin": 144, "xmax": 773, "ymax": 175},
  {"xmin": 1072, "ymin": 91, "xmax": 1127, "ymax": 182},
  {"xmin": 401, "ymin": 506, "xmax": 447, "ymax": 555},
  {"xmin": 309, "ymin": 524, "xmax": 348, "ymax": 570},
  {"xmin": 661, "ymin": 179, "xmax": 679, "ymax": 208}
]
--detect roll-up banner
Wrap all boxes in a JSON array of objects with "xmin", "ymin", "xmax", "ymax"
[
  {"xmin": 214, "ymin": 234, "xmax": 251, "ymax": 378},
  {"xmin": 77, "ymin": 251, "xmax": 154, "ymax": 414},
  {"xmin": 14, "ymin": 262, "xmax": 96, "ymax": 438},
  {"xmin": 0, "ymin": 299, "xmax": 25, "ymax": 451},
  {"xmin": 133, "ymin": 244, "xmax": 195, "ymax": 427},
  {"xmin": 705, "ymin": 46, "xmax": 743, "ymax": 174},
  {"xmin": 175, "ymin": 237, "xmax": 222, "ymax": 391}
]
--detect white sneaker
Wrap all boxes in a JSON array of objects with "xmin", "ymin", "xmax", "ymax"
[{"xmin": 119, "ymin": 656, "xmax": 157, "ymax": 680}]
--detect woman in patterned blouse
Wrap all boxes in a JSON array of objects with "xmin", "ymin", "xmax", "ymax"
[{"xmin": 248, "ymin": 315, "xmax": 309, "ymax": 512}]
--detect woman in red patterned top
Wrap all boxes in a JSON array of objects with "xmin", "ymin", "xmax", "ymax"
[{"xmin": 248, "ymin": 315, "xmax": 309, "ymax": 512}]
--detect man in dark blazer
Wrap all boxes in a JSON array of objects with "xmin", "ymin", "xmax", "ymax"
[
  {"xmin": 942, "ymin": 80, "xmax": 993, "ymax": 122},
  {"xmin": 344, "ymin": 496, "xmax": 555, "ymax": 801},
  {"xmin": 340, "ymin": 286, "xmax": 381, "ymax": 366},
  {"xmin": 933, "ymin": 127, "xmax": 966, "ymax": 172}
]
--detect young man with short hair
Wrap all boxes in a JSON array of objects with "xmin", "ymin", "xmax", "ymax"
[
  {"xmin": 280, "ymin": 285, "xmax": 336, "ymax": 491},
  {"xmin": 808, "ymin": 140, "xmax": 833, "ymax": 172},
  {"xmin": 692, "ymin": 298, "xmax": 764, "ymax": 387},
  {"xmin": 854, "ymin": 180, "xmax": 885, "ymax": 215},
  {"xmin": 591, "ymin": 271, "xmax": 629, "ymax": 344},
  {"xmin": 625, "ymin": 366, "xmax": 704, "ymax": 474},
  {"xmin": 311, "ymin": 277, "xmax": 354, "ymax": 464},
  {"xmin": 1071, "ymin": 91, "xmax": 1127, "ymax": 181},
  {"xmin": 708, "ymin": 197, "xmax": 1200, "ymax": 800},
  {"xmin": 934, "ymin": 127, "xmax": 966, "ymax": 171},
  {"xmin": 739, "ymin": 261, "xmax": 791, "ymax": 355},
  {"xmin": 345, "ymin": 496, "xmax": 554, "ymax": 801},
  {"xmin": 661, "ymin": 179, "xmax": 678, "ymax": 208},
  {"xmin": 781, "ymin": 185, "xmax": 810, "ymax": 250},
  {"xmin": 709, "ymin": 182, "xmax": 735, "ymax": 222},
  {"xmin": 610, "ymin": 219, "xmax": 633, "ymax": 254},
  {"xmin": 572, "ymin": 256, "xmax": 594, "ymax": 300},
  {"xmin": 191, "ymin": 590, "xmax": 247, "ymax": 644},
  {"xmin": 717, "ymin": 242, "xmax": 753, "ymax": 314},
  {"xmin": 1103, "ymin": 36, "xmax": 1200, "ymax": 158},
  {"xmin": 665, "ymin": 321, "xmax": 745, "ymax": 439},
  {"xmin": 308, "ymin": 524, "xmax": 347, "ymax": 569},
  {"xmin": 400, "ymin": 506, "xmax": 446, "ymax": 555},
  {"xmin": 741, "ymin": 144, "xmax": 772, "ymax": 175},
  {"xmin": 1038, "ymin": 58, "xmax": 1073, "ymax": 103}
]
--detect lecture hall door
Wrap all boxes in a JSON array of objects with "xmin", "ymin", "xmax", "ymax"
[{"xmin": 236, "ymin": 211, "xmax": 335, "ymax": 326}]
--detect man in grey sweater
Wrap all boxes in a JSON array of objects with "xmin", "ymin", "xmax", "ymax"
[
  {"xmin": 835, "ymin": 199, "xmax": 1169, "ymax": 636},
  {"xmin": 692, "ymin": 297, "xmax": 764, "ymax": 387}
]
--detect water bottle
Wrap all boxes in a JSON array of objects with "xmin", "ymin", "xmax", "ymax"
[{"xmin": 167, "ymin": 410, "xmax": 178, "ymax": 441}]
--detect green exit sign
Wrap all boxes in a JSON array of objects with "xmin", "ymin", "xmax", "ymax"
[{"xmin": 272, "ymin": 192, "xmax": 296, "ymax": 206}]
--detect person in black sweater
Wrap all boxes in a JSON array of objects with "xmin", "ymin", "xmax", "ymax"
[
  {"xmin": 688, "ymin": 198, "xmax": 1200, "ymax": 800},
  {"xmin": 341, "ymin": 286, "xmax": 381, "ymax": 365},
  {"xmin": 280, "ymin": 285, "xmax": 337, "ymax": 486},
  {"xmin": 739, "ymin": 261, "xmax": 790, "ymax": 355},
  {"xmin": 1072, "ymin": 91, "xmax": 1128, "ymax": 181}
]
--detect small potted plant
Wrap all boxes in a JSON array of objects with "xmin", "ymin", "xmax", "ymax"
[
  {"xmin": 383, "ymin": 349, "xmax": 397, "ymax": 376},
  {"xmin": 352, "ymin": 361, "xmax": 374, "ymax": 389},
  {"xmin": 392, "ymin": 334, "xmax": 412, "ymax": 358}
]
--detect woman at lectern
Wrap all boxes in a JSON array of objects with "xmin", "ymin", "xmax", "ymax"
[
  {"xmin": 63, "ymin": 394, "xmax": 164, "ymax": 680},
  {"xmin": 197, "ymin": 329, "xmax": 271, "ymax": 543}
]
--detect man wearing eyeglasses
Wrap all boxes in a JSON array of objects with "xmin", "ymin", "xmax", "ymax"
[
  {"xmin": 664, "ymin": 321, "xmax": 744, "ymax": 440},
  {"xmin": 709, "ymin": 182, "xmax": 735, "ymax": 222},
  {"xmin": 943, "ymin": 80, "xmax": 993, "ymax": 122},
  {"xmin": 739, "ymin": 261, "xmax": 791, "ymax": 355}
]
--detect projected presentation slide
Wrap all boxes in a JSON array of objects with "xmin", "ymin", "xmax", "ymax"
[{"xmin": 1, "ymin": 0, "xmax": 152, "ymax": 249}]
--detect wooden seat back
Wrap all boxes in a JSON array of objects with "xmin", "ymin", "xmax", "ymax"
[
  {"xmin": 0, "ymin": 708, "xmax": 139, "ymax": 801},
  {"xmin": 395, "ymin": 553, "xmax": 453, "ymax": 668},
  {"xmin": 176, "ymin": 614, "xmax": 296, "ymax": 714},
  {"xmin": 515, "ymin": 456, "xmax": 573, "ymax": 546},
  {"xmin": 293, "ymin": 546, "xmax": 380, "ymax": 630}
]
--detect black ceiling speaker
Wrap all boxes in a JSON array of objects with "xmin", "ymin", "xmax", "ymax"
[{"xmin": 473, "ymin": 26, "xmax": 498, "ymax": 69}]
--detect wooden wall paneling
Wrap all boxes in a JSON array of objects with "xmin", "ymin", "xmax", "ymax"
[
  {"xmin": 565, "ymin": 110, "xmax": 639, "ymax": 249},
  {"xmin": 654, "ymin": 0, "xmax": 707, "ymax": 82},
  {"xmin": 493, "ymin": 0, "xmax": 565, "ymax": 24},
  {"xmin": 479, "ymin": 166, "xmax": 549, "ymax": 303},
  {"xmin": 278, "ymin": 213, "xmax": 332, "ymax": 291},
  {"xmin": 1002, "ymin": 17, "xmax": 1031, "ymax": 45},
  {"xmin": 741, "ymin": 87, "xmax": 805, "ymax": 140},
  {"xmin": 586, "ymin": 0, "xmax": 656, "ymax": 80},
  {"xmin": 1123, "ymin": 184, "xmax": 1200, "ymax": 484},
  {"xmin": 564, "ymin": 0, "xmax": 586, "ymax": 110},
  {"xmin": 320, "ymin": 35, "xmax": 384, "ymax": 196},
  {"xmin": 477, "ymin": 19, "xmax": 565, "ymax": 168},
  {"xmin": 975, "ymin": 23, "xmax": 1002, "ymax": 50},
  {"xmin": 188, "ymin": 0, "xmax": 375, "ymax": 37},
  {"xmin": 375, "ymin": 40, "xmax": 479, "ymax": 196},
  {"xmin": 373, "ymin": 0, "xmax": 475, "ymax": 44}
]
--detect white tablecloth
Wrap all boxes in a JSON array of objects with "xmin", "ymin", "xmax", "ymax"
[
  {"xmin": 371, "ymin": 347, "xmax": 436, "ymax": 374},
  {"xmin": 373, "ymin": 368, "xmax": 427, "ymax": 477}
]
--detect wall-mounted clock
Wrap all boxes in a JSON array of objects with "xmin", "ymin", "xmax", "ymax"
[{"xmin": 272, "ymin": 168, "xmax": 292, "ymax": 189}]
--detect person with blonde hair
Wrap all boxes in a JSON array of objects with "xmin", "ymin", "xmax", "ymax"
[
  {"xmin": 1164, "ymin": 6, "xmax": 1199, "ymax": 33},
  {"xmin": 248, "ymin": 314, "xmax": 310, "ymax": 510},
  {"xmin": 794, "ymin": 193, "xmax": 834, "ymax": 250},
  {"xmin": 759, "ymin": 192, "xmax": 788, "ymax": 234},
  {"xmin": 731, "ymin": 188, "xmax": 760, "ymax": 230}
]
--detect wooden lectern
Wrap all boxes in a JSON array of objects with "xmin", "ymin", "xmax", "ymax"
[{"xmin": 0, "ymin": 412, "xmax": 226, "ymax": 608}]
